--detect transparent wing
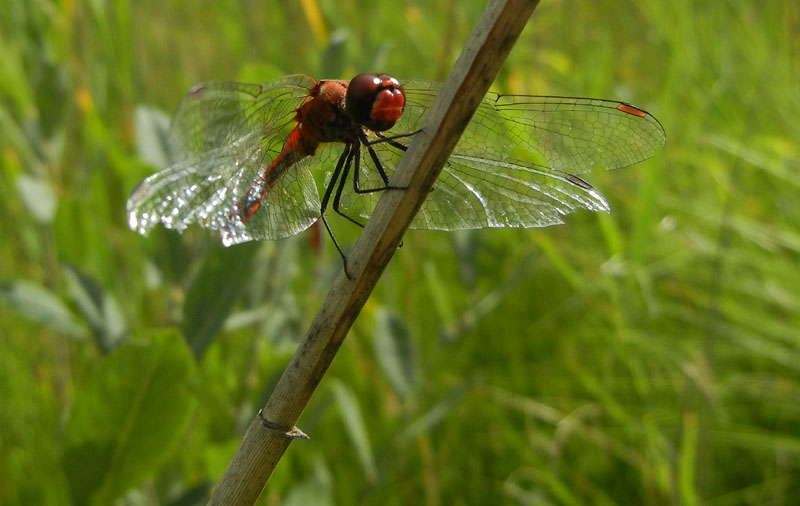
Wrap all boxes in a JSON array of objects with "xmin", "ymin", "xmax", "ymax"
[
  {"xmin": 413, "ymin": 155, "xmax": 611, "ymax": 229},
  {"xmin": 127, "ymin": 131, "xmax": 321, "ymax": 243},
  {"xmin": 400, "ymin": 80, "xmax": 666, "ymax": 173},
  {"xmin": 337, "ymin": 138, "xmax": 610, "ymax": 230},
  {"xmin": 127, "ymin": 76, "xmax": 322, "ymax": 243},
  {"xmin": 336, "ymin": 80, "xmax": 665, "ymax": 230},
  {"xmin": 169, "ymin": 76, "xmax": 316, "ymax": 159}
]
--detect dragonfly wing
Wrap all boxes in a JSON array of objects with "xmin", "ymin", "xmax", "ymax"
[
  {"xmin": 400, "ymin": 80, "xmax": 666, "ymax": 173},
  {"xmin": 128, "ymin": 134, "xmax": 321, "ymax": 244},
  {"xmin": 330, "ymin": 80, "xmax": 664, "ymax": 230},
  {"xmin": 128, "ymin": 75, "xmax": 322, "ymax": 243},
  {"xmin": 412, "ymin": 155, "xmax": 610, "ymax": 230},
  {"xmin": 228, "ymin": 153, "xmax": 321, "ymax": 244},
  {"xmin": 484, "ymin": 94, "xmax": 666, "ymax": 173},
  {"xmin": 169, "ymin": 75, "xmax": 317, "ymax": 160},
  {"xmin": 332, "ymin": 138, "xmax": 609, "ymax": 230}
]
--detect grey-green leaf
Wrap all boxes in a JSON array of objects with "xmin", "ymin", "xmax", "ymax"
[
  {"xmin": 373, "ymin": 307, "xmax": 417, "ymax": 397},
  {"xmin": 182, "ymin": 241, "xmax": 259, "ymax": 358},
  {"xmin": 63, "ymin": 264, "xmax": 127, "ymax": 352},
  {"xmin": 16, "ymin": 174, "xmax": 57, "ymax": 224},
  {"xmin": 330, "ymin": 380, "xmax": 377, "ymax": 481},
  {"xmin": 135, "ymin": 105, "xmax": 172, "ymax": 168},
  {"xmin": 1, "ymin": 280, "xmax": 87, "ymax": 338}
]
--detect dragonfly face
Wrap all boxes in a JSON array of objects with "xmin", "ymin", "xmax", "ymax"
[{"xmin": 344, "ymin": 74, "xmax": 406, "ymax": 132}]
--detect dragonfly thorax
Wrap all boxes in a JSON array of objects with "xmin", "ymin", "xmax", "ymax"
[{"xmin": 295, "ymin": 80, "xmax": 363, "ymax": 148}]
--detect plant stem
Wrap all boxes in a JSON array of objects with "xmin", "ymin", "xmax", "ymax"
[{"xmin": 206, "ymin": 1, "xmax": 540, "ymax": 504}]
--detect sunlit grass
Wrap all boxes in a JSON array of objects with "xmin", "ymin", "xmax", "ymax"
[{"xmin": 1, "ymin": 0, "xmax": 799, "ymax": 505}]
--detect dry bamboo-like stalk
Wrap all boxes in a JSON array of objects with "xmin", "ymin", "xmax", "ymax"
[{"xmin": 206, "ymin": 1, "xmax": 540, "ymax": 504}]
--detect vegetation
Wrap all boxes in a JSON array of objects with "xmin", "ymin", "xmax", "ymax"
[{"xmin": 1, "ymin": 0, "xmax": 798, "ymax": 504}]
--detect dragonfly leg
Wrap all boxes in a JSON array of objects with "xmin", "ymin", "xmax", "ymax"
[
  {"xmin": 332, "ymin": 144, "xmax": 367, "ymax": 229},
  {"xmin": 354, "ymin": 130, "xmax": 411, "ymax": 193},
  {"xmin": 351, "ymin": 141, "xmax": 407, "ymax": 251},
  {"xmin": 371, "ymin": 130, "xmax": 439, "ymax": 199},
  {"xmin": 364, "ymin": 129, "xmax": 422, "ymax": 148},
  {"xmin": 320, "ymin": 144, "xmax": 356, "ymax": 279},
  {"xmin": 320, "ymin": 212, "xmax": 353, "ymax": 279}
]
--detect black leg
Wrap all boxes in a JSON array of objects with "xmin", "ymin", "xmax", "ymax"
[
  {"xmin": 319, "ymin": 144, "xmax": 354, "ymax": 279},
  {"xmin": 364, "ymin": 141, "xmax": 393, "ymax": 189},
  {"xmin": 353, "ymin": 130, "xmax": 411, "ymax": 194},
  {"xmin": 318, "ymin": 129, "xmax": 422, "ymax": 279},
  {"xmin": 366, "ymin": 129, "xmax": 421, "ymax": 148},
  {"xmin": 333, "ymin": 146, "xmax": 367, "ymax": 229},
  {"xmin": 320, "ymin": 143, "xmax": 349, "ymax": 214}
]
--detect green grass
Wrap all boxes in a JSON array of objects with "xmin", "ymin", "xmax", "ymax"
[{"xmin": 2, "ymin": 0, "xmax": 800, "ymax": 505}]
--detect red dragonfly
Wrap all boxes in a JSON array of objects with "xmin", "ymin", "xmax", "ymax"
[{"xmin": 128, "ymin": 73, "xmax": 665, "ymax": 259}]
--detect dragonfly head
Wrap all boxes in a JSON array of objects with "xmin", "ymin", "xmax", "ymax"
[{"xmin": 345, "ymin": 73, "xmax": 405, "ymax": 132}]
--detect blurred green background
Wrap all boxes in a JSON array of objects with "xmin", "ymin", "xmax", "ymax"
[{"xmin": 2, "ymin": 0, "xmax": 799, "ymax": 505}]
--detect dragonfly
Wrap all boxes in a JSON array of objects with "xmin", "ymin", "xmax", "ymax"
[{"xmin": 128, "ymin": 73, "xmax": 665, "ymax": 272}]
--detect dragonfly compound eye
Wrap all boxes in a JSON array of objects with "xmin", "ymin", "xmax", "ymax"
[{"xmin": 345, "ymin": 73, "xmax": 405, "ymax": 132}]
